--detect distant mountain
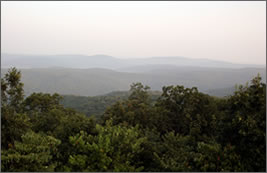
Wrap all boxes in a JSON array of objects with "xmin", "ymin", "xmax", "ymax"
[
  {"xmin": 2, "ymin": 53, "xmax": 265, "ymax": 69},
  {"xmin": 1, "ymin": 67, "xmax": 265, "ymax": 97},
  {"xmin": 204, "ymin": 86, "xmax": 236, "ymax": 97},
  {"xmin": 122, "ymin": 56, "xmax": 265, "ymax": 69},
  {"xmin": 1, "ymin": 54, "xmax": 125, "ymax": 69}
]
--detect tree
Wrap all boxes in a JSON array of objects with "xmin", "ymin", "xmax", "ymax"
[
  {"xmin": 1, "ymin": 68, "xmax": 265, "ymax": 172},
  {"xmin": 1, "ymin": 67, "xmax": 24, "ymax": 112},
  {"xmin": 219, "ymin": 74, "xmax": 266, "ymax": 171},
  {"xmin": 23, "ymin": 92, "xmax": 62, "ymax": 113},
  {"xmin": 102, "ymin": 82, "xmax": 156, "ymax": 129},
  {"xmin": 52, "ymin": 112, "xmax": 97, "ymax": 171},
  {"xmin": 155, "ymin": 85, "xmax": 218, "ymax": 138},
  {"xmin": 154, "ymin": 131, "xmax": 196, "ymax": 171},
  {"xmin": 154, "ymin": 131, "xmax": 244, "ymax": 172},
  {"xmin": 128, "ymin": 82, "xmax": 150, "ymax": 103},
  {"xmin": 66, "ymin": 120, "xmax": 146, "ymax": 172},
  {"xmin": 1, "ymin": 68, "xmax": 31, "ymax": 149},
  {"xmin": 1, "ymin": 131, "xmax": 61, "ymax": 172}
]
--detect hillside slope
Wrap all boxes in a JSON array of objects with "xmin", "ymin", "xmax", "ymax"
[{"xmin": 1, "ymin": 67, "xmax": 265, "ymax": 96}]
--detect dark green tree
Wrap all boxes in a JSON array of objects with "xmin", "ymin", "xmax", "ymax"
[
  {"xmin": 155, "ymin": 85, "xmax": 218, "ymax": 138},
  {"xmin": 2, "ymin": 67, "xmax": 24, "ymax": 111},
  {"xmin": 1, "ymin": 131, "xmax": 61, "ymax": 172},
  {"xmin": 23, "ymin": 92, "xmax": 62, "ymax": 113},
  {"xmin": 66, "ymin": 120, "xmax": 146, "ymax": 172},
  {"xmin": 1, "ymin": 68, "xmax": 31, "ymax": 149},
  {"xmin": 103, "ymin": 82, "xmax": 156, "ymax": 129},
  {"xmin": 219, "ymin": 74, "xmax": 266, "ymax": 171}
]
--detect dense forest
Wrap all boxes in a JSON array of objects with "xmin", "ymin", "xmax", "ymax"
[
  {"xmin": 60, "ymin": 91, "xmax": 161, "ymax": 117},
  {"xmin": 1, "ymin": 67, "xmax": 266, "ymax": 172}
]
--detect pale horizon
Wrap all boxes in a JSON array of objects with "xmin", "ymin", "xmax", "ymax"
[
  {"xmin": 1, "ymin": 1, "xmax": 266, "ymax": 65},
  {"xmin": 1, "ymin": 52, "xmax": 266, "ymax": 66}
]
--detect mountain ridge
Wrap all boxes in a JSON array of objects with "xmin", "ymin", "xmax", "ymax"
[
  {"xmin": 1, "ymin": 67, "xmax": 265, "ymax": 97},
  {"xmin": 2, "ymin": 53, "xmax": 265, "ymax": 69}
]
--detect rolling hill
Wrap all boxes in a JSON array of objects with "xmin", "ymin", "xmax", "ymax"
[
  {"xmin": 2, "ymin": 53, "xmax": 264, "ymax": 69},
  {"xmin": 1, "ymin": 67, "xmax": 265, "ymax": 97}
]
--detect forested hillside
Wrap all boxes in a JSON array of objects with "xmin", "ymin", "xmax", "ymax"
[
  {"xmin": 1, "ymin": 68, "xmax": 266, "ymax": 172},
  {"xmin": 1, "ymin": 67, "xmax": 265, "ymax": 96},
  {"xmin": 61, "ymin": 91, "xmax": 161, "ymax": 117}
]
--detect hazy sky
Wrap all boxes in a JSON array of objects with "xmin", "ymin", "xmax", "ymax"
[{"xmin": 1, "ymin": 1, "xmax": 266, "ymax": 64}]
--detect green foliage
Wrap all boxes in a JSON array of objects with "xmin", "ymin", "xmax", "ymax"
[
  {"xmin": 52, "ymin": 112, "xmax": 97, "ymax": 171},
  {"xmin": 67, "ymin": 121, "xmax": 146, "ymax": 172},
  {"xmin": 60, "ymin": 92, "xmax": 129, "ymax": 117},
  {"xmin": 61, "ymin": 90, "xmax": 161, "ymax": 118},
  {"xmin": 1, "ymin": 78, "xmax": 8, "ymax": 106},
  {"xmin": 2, "ymin": 67, "xmax": 24, "ymax": 112},
  {"xmin": 219, "ymin": 144, "xmax": 243, "ymax": 171},
  {"xmin": 1, "ymin": 68, "xmax": 266, "ymax": 172},
  {"xmin": 219, "ymin": 74, "xmax": 266, "ymax": 171},
  {"xmin": 155, "ymin": 132, "xmax": 244, "ymax": 172},
  {"xmin": 23, "ymin": 92, "xmax": 62, "ymax": 113},
  {"xmin": 102, "ymin": 83, "xmax": 157, "ymax": 129},
  {"xmin": 156, "ymin": 85, "xmax": 218, "ymax": 138},
  {"xmin": 194, "ymin": 141, "xmax": 222, "ymax": 171},
  {"xmin": 134, "ymin": 128, "xmax": 163, "ymax": 171},
  {"xmin": 1, "ymin": 111, "xmax": 31, "ymax": 150},
  {"xmin": 1, "ymin": 131, "xmax": 61, "ymax": 172},
  {"xmin": 128, "ymin": 82, "xmax": 151, "ymax": 103},
  {"xmin": 1, "ymin": 68, "xmax": 31, "ymax": 149},
  {"xmin": 154, "ymin": 132, "xmax": 196, "ymax": 171},
  {"xmin": 22, "ymin": 93, "xmax": 97, "ymax": 170}
]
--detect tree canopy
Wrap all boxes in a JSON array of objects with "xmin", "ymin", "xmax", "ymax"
[{"xmin": 1, "ymin": 68, "xmax": 266, "ymax": 172}]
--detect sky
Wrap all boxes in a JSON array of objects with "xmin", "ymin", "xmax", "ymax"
[{"xmin": 1, "ymin": 1, "xmax": 266, "ymax": 64}]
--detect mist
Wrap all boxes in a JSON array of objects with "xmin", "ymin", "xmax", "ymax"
[{"xmin": 1, "ymin": 1, "xmax": 266, "ymax": 64}]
